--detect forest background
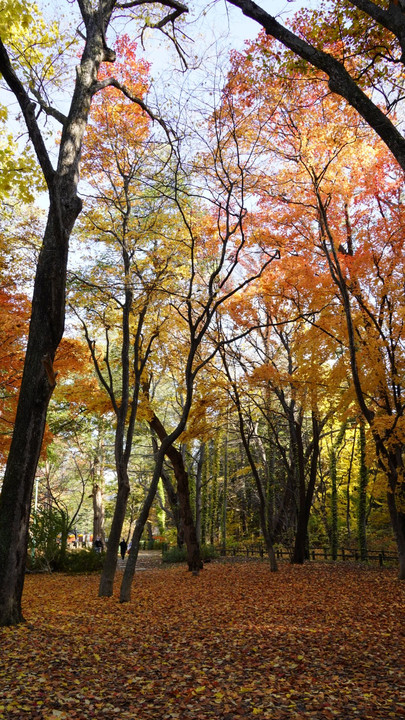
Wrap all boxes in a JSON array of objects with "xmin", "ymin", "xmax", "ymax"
[{"xmin": 0, "ymin": 0, "xmax": 405, "ymax": 625}]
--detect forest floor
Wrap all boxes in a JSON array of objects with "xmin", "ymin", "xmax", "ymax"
[{"xmin": 0, "ymin": 561, "xmax": 404, "ymax": 720}]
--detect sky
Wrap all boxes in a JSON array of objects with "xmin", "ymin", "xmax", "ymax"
[
  {"xmin": 134, "ymin": 0, "xmax": 309, "ymax": 76},
  {"xmin": 2, "ymin": 0, "xmax": 314, "ymax": 212}
]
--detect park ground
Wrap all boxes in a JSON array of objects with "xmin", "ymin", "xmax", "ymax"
[{"xmin": 0, "ymin": 560, "xmax": 404, "ymax": 720}]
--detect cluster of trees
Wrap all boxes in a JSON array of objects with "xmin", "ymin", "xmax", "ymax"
[{"xmin": 1, "ymin": 0, "xmax": 405, "ymax": 625}]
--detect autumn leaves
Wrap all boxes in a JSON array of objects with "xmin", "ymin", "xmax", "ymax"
[{"xmin": 1, "ymin": 562, "xmax": 404, "ymax": 720}]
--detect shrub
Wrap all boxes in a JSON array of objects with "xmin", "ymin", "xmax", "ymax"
[
  {"xmin": 162, "ymin": 544, "xmax": 218, "ymax": 564},
  {"xmin": 162, "ymin": 546, "xmax": 187, "ymax": 564},
  {"xmin": 55, "ymin": 549, "xmax": 105, "ymax": 573}
]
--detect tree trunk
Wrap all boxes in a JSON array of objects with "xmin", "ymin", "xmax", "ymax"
[
  {"xmin": 148, "ymin": 413, "xmax": 201, "ymax": 573},
  {"xmin": 58, "ymin": 511, "xmax": 69, "ymax": 567},
  {"xmin": 222, "ymin": 433, "xmax": 228, "ymax": 555},
  {"xmin": 0, "ymin": 12, "xmax": 115, "ymax": 625},
  {"xmin": 98, "ymin": 475, "xmax": 130, "ymax": 596},
  {"xmin": 120, "ymin": 457, "xmax": 162, "ymax": 602},
  {"xmin": 195, "ymin": 443, "xmax": 204, "ymax": 545},
  {"xmin": 385, "ymin": 456, "xmax": 405, "ymax": 580},
  {"xmin": 0, "ymin": 194, "xmax": 80, "ymax": 625},
  {"xmin": 292, "ymin": 414, "xmax": 320, "ymax": 565},
  {"xmin": 330, "ymin": 448, "xmax": 338, "ymax": 561},
  {"xmin": 92, "ymin": 482, "xmax": 106, "ymax": 549},
  {"xmin": 395, "ymin": 510, "xmax": 405, "ymax": 581},
  {"xmin": 151, "ymin": 432, "xmax": 184, "ymax": 547},
  {"xmin": 357, "ymin": 421, "xmax": 368, "ymax": 562}
]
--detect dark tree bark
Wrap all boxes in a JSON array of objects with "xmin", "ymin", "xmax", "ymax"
[
  {"xmin": 195, "ymin": 443, "xmax": 205, "ymax": 545},
  {"xmin": 151, "ymin": 432, "xmax": 184, "ymax": 547},
  {"xmin": 0, "ymin": 4, "xmax": 114, "ymax": 625},
  {"xmin": 148, "ymin": 413, "xmax": 202, "ymax": 572},
  {"xmin": 226, "ymin": 0, "xmax": 405, "ymax": 171},
  {"xmin": 120, "ymin": 450, "xmax": 163, "ymax": 602},
  {"xmin": 291, "ymin": 414, "xmax": 320, "ymax": 564}
]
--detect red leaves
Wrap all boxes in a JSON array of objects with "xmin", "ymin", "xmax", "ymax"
[{"xmin": 0, "ymin": 563, "xmax": 404, "ymax": 719}]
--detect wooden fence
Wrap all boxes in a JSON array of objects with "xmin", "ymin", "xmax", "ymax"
[{"xmin": 214, "ymin": 544, "xmax": 398, "ymax": 567}]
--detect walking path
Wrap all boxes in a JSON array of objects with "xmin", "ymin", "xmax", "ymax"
[{"xmin": 116, "ymin": 549, "xmax": 163, "ymax": 571}]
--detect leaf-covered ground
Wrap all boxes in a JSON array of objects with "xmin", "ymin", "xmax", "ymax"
[{"xmin": 0, "ymin": 562, "xmax": 404, "ymax": 719}]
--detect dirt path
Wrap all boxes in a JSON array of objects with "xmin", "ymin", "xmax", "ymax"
[{"xmin": 116, "ymin": 549, "xmax": 163, "ymax": 571}]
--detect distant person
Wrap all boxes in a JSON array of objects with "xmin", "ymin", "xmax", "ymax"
[
  {"xmin": 94, "ymin": 536, "xmax": 103, "ymax": 553},
  {"xmin": 119, "ymin": 538, "xmax": 127, "ymax": 560}
]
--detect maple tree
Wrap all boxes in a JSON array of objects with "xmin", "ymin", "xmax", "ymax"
[
  {"xmin": 68, "ymin": 32, "xmax": 171, "ymax": 596},
  {"xmin": 224, "ymin": 36, "xmax": 405, "ymax": 575},
  {"xmin": 2, "ymin": 0, "xmax": 405, "ymax": 633},
  {"xmin": 226, "ymin": 0, "xmax": 405, "ymax": 171},
  {"xmin": 119, "ymin": 94, "xmax": 281, "ymax": 599}
]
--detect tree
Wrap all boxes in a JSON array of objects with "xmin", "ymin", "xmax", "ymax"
[
  {"xmin": 225, "ymin": 35, "xmax": 405, "ymax": 575},
  {"xmin": 69, "ymin": 32, "xmax": 175, "ymax": 596},
  {"xmin": 0, "ymin": 0, "xmax": 188, "ymax": 626},
  {"xmin": 219, "ymin": 345, "xmax": 278, "ymax": 570},
  {"xmin": 119, "ymin": 96, "xmax": 279, "ymax": 601},
  {"xmin": 226, "ymin": 0, "xmax": 405, "ymax": 171},
  {"xmin": 146, "ymin": 401, "xmax": 201, "ymax": 571}
]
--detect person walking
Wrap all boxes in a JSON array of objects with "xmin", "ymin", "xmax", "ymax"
[
  {"xmin": 94, "ymin": 536, "xmax": 103, "ymax": 553},
  {"xmin": 119, "ymin": 538, "xmax": 127, "ymax": 560}
]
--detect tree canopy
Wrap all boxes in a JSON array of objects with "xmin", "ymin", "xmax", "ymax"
[{"xmin": 1, "ymin": 0, "xmax": 405, "ymax": 626}]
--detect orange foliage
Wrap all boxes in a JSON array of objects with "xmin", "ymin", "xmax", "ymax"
[
  {"xmin": 224, "ymin": 35, "xmax": 405, "ymax": 450},
  {"xmin": 0, "ymin": 287, "xmax": 30, "ymax": 462},
  {"xmin": 82, "ymin": 34, "xmax": 151, "ymax": 183}
]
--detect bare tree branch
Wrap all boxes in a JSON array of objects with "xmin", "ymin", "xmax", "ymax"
[{"xmin": 91, "ymin": 76, "xmax": 175, "ymax": 139}]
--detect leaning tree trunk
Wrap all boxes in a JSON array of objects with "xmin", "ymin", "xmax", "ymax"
[
  {"xmin": 151, "ymin": 432, "xmax": 184, "ymax": 548},
  {"xmin": 120, "ymin": 455, "xmax": 163, "ymax": 603},
  {"xmin": 149, "ymin": 413, "xmax": 201, "ymax": 573}
]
